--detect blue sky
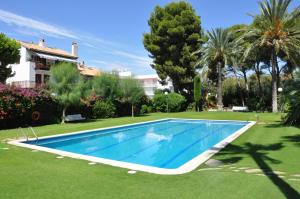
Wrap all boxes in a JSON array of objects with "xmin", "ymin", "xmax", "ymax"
[{"xmin": 0, "ymin": 0, "xmax": 299, "ymax": 74}]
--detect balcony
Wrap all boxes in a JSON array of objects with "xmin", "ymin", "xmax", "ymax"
[{"xmin": 34, "ymin": 61, "xmax": 51, "ymax": 71}]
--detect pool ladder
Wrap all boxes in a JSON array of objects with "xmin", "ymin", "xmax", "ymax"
[{"xmin": 18, "ymin": 127, "xmax": 39, "ymax": 142}]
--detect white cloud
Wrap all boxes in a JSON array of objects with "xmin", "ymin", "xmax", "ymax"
[
  {"xmin": 113, "ymin": 50, "xmax": 151, "ymax": 66},
  {"xmin": 0, "ymin": 9, "xmax": 77, "ymax": 39},
  {"xmin": 92, "ymin": 60, "xmax": 128, "ymax": 71},
  {"xmin": 14, "ymin": 29, "xmax": 40, "ymax": 37},
  {"xmin": 0, "ymin": 9, "xmax": 153, "ymax": 73}
]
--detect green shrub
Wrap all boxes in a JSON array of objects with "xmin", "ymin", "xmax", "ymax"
[
  {"xmin": 92, "ymin": 100, "xmax": 116, "ymax": 119},
  {"xmin": 223, "ymin": 78, "xmax": 246, "ymax": 107},
  {"xmin": 153, "ymin": 91, "xmax": 186, "ymax": 112},
  {"xmin": 167, "ymin": 93, "xmax": 186, "ymax": 112},
  {"xmin": 140, "ymin": 105, "xmax": 152, "ymax": 114},
  {"xmin": 153, "ymin": 91, "xmax": 167, "ymax": 112},
  {"xmin": 281, "ymin": 72, "xmax": 300, "ymax": 125},
  {"xmin": 247, "ymin": 75, "xmax": 272, "ymax": 112},
  {"xmin": 186, "ymin": 102, "xmax": 196, "ymax": 112}
]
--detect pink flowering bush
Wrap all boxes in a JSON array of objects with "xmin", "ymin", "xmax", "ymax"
[{"xmin": 0, "ymin": 84, "xmax": 61, "ymax": 128}]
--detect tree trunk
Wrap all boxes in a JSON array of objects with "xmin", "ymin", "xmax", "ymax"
[
  {"xmin": 61, "ymin": 106, "xmax": 67, "ymax": 124},
  {"xmin": 131, "ymin": 105, "xmax": 134, "ymax": 117},
  {"xmin": 271, "ymin": 50, "xmax": 278, "ymax": 113},
  {"xmin": 276, "ymin": 64, "xmax": 281, "ymax": 91},
  {"xmin": 232, "ymin": 67, "xmax": 245, "ymax": 107},
  {"xmin": 217, "ymin": 62, "xmax": 223, "ymax": 111},
  {"xmin": 242, "ymin": 70, "xmax": 249, "ymax": 92},
  {"xmin": 255, "ymin": 62, "xmax": 263, "ymax": 98}
]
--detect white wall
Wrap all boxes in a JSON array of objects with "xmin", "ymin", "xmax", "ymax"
[
  {"xmin": 6, "ymin": 47, "xmax": 34, "ymax": 84},
  {"xmin": 136, "ymin": 74, "xmax": 173, "ymax": 99}
]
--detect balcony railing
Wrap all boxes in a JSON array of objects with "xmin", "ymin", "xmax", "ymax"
[
  {"xmin": 11, "ymin": 81, "xmax": 36, "ymax": 88},
  {"xmin": 34, "ymin": 61, "xmax": 50, "ymax": 70},
  {"xmin": 11, "ymin": 81, "xmax": 47, "ymax": 88}
]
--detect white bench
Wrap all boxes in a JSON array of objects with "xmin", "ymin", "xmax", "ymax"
[
  {"xmin": 232, "ymin": 106, "xmax": 249, "ymax": 112},
  {"xmin": 65, "ymin": 114, "xmax": 86, "ymax": 122}
]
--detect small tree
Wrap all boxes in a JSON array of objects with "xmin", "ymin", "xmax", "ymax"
[
  {"xmin": 0, "ymin": 33, "xmax": 20, "ymax": 83},
  {"xmin": 49, "ymin": 62, "xmax": 87, "ymax": 123},
  {"xmin": 120, "ymin": 77, "xmax": 144, "ymax": 117},
  {"xmin": 194, "ymin": 75, "xmax": 202, "ymax": 111},
  {"xmin": 92, "ymin": 73, "xmax": 121, "ymax": 101}
]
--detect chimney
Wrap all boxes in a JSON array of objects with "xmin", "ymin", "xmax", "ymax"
[
  {"xmin": 72, "ymin": 42, "xmax": 78, "ymax": 57},
  {"xmin": 38, "ymin": 38, "xmax": 45, "ymax": 47}
]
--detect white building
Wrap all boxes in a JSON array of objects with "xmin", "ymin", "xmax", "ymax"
[
  {"xmin": 6, "ymin": 39, "xmax": 100, "ymax": 88},
  {"xmin": 136, "ymin": 75, "xmax": 173, "ymax": 98},
  {"xmin": 117, "ymin": 70, "xmax": 173, "ymax": 98}
]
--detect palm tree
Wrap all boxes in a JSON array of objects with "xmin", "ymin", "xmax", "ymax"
[
  {"xmin": 197, "ymin": 28, "xmax": 235, "ymax": 110},
  {"xmin": 243, "ymin": 0, "xmax": 300, "ymax": 112}
]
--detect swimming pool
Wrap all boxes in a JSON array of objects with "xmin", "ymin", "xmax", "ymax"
[{"xmin": 10, "ymin": 119, "xmax": 255, "ymax": 174}]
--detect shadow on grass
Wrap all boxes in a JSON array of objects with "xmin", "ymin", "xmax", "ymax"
[
  {"xmin": 65, "ymin": 119, "xmax": 101, "ymax": 124},
  {"xmin": 265, "ymin": 122, "xmax": 300, "ymax": 129},
  {"xmin": 282, "ymin": 135, "xmax": 300, "ymax": 147},
  {"xmin": 217, "ymin": 142, "xmax": 300, "ymax": 199}
]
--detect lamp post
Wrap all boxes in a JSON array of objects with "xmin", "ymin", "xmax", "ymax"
[
  {"xmin": 278, "ymin": 87, "xmax": 283, "ymax": 112},
  {"xmin": 164, "ymin": 91, "xmax": 169, "ymax": 113}
]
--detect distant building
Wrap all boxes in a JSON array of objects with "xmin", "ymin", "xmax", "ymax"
[
  {"xmin": 118, "ymin": 70, "xmax": 132, "ymax": 78},
  {"xmin": 6, "ymin": 39, "xmax": 100, "ymax": 88},
  {"xmin": 136, "ymin": 75, "xmax": 173, "ymax": 98},
  {"xmin": 78, "ymin": 62, "xmax": 101, "ymax": 78},
  {"xmin": 116, "ymin": 70, "xmax": 173, "ymax": 98}
]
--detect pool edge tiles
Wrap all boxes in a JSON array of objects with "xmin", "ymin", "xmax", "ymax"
[{"xmin": 8, "ymin": 118, "xmax": 256, "ymax": 175}]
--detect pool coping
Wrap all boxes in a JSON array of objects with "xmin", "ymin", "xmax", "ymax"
[{"xmin": 8, "ymin": 118, "xmax": 256, "ymax": 175}]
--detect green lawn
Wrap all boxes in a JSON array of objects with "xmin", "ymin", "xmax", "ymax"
[{"xmin": 1, "ymin": 112, "xmax": 300, "ymax": 199}]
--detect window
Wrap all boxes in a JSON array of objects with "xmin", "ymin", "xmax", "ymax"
[{"xmin": 35, "ymin": 74, "xmax": 42, "ymax": 84}]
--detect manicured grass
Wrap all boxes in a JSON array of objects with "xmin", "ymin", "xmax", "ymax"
[{"xmin": 1, "ymin": 112, "xmax": 300, "ymax": 199}]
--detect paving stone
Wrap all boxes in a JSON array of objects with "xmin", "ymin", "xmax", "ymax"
[
  {"xmin": 255, "ymin": 174, "xmax": 267, "ymax": 177},
  {"xmin": 288, "ymin": 178, "xmax": 300, "ymax": 182},
  {"xmin": 56, "ymin": 156, "xmax": 64, "ymax": 159},
  {"xmin": 238, "ymin": 167, "xmax": 250, "ymax": 170},
  {"xmin": 128, "ymin": 170, "xmax": 137, "ymax": 174},
  {"xmin": 205, "ymin": 159, "xmax": 224, "ymax": 167},
  {"xmin": 267, "ymin": 171, "xmax": 286, "ymax": 175},
  {"xmin": 245, "ymin": 169, "xmax": 263, "ymax": 174},
  {"xmin": 198, "ymin": 168, "xmax": 222, "ymax": 171},
  {"xmin": 292, "ymin": 174, "xmax": 300, "ymax": 178},
  {"xmin": 218, "ymin": 164, "xmax": 231, "ymax": 168}
]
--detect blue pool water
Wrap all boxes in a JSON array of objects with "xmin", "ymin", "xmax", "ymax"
[{"xmin": 25, "ymin": 119, "xmax": 249, "ymax": 169}]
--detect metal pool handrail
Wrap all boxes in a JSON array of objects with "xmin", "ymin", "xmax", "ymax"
[
  {"xmin": 29, "ymin": 126, "xmax": 39, "ymax": 142},
  {"xmin": 18, "ymin": 127, "xmax": 28, "ymax": 141}
]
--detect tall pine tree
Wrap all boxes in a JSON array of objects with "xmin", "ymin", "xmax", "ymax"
[{"xmin": 143, "ymin": 1, "xmax": 204, "ymax": 100}]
